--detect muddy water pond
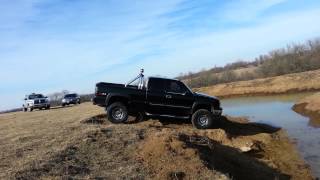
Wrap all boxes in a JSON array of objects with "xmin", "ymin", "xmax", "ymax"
[{"xmin": 221, "ymin": 92, "xmax": 320, "ymax": 178}]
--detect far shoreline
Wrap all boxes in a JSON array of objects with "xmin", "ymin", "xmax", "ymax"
[{"xmin": 194, "ymin": 69, "xmax": 320, "ymax": 99}]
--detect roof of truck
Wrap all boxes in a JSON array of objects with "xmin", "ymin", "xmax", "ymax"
[{"xmin": 148, "ymin": 76, "xmax": 180, "ymax": 81}]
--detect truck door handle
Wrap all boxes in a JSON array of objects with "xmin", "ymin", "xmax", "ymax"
[{"xmin": 165, "ymin": 95, "xmax": 172, "ymax": 99}]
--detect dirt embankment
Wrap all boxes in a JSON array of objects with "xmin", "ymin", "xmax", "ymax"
[
  {"xmin": 0, "ymin": 103, "xmax": 313, "ymax": 179},
  {"xmin": 292, "ymin": 92, "xmax": 320, "ymax": 127},
  {"xmin": 195, "ymin": 69, "xmax": 320, "ymax": 98}
]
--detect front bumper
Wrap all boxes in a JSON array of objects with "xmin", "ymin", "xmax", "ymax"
[
  {"xmin": 31, "ymin": 103, "xmax": 50, "ymax": 108},
  {"xmin": 212, "ymin": 107, "xmax": 223, "ymax": 116},
  {"xmin": 62, "ymin": 98, "xmax": 78, "ymax": 104}
]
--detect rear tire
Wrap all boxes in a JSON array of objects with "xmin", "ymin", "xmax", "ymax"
[
  {"xmin": 106, "ymin": 102, "xmax": 128, "ymax": 123},
  {"xmin": 192, "ymin": 109, "xmax": 214, "ymax": 129}
]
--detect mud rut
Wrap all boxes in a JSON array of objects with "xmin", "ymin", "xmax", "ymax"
[{"xmin": 14, "ymin": 115, "xmax": 303, "ymax": 180}]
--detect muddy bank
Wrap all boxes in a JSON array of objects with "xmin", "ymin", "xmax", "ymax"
[
  {"xmin": 195, "ymin": 69, "xmax": 320, "ymax": 98},
  {"xmin": 12, "ymin": 115, "xmax": 313, "ymax": 180},
  {"xmin": 292, "ymin": 92, "xmax": 320, "ymax": 127}
]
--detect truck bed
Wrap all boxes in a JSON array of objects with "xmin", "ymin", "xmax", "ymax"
[{"xmin": 94, "ymin": 82, "xmax": 146, "ymax": 107}]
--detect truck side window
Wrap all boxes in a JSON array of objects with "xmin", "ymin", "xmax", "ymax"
[
  {"xmin": 148, "ymin": 78, "xmax": 164, "ymax": 92},
  {"xmin": 166, "ymin": 80, "xmax": 187, "ymax": 94}
]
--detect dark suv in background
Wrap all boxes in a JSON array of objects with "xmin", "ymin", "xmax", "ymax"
[{"xmin": 61, "ymin": 93, "xmax": 80, "ymax": 107}]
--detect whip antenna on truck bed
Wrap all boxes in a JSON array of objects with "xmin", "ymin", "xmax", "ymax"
[{"xmin": 125, "ymin": 69, "xmax": 144, "ymax": 89}]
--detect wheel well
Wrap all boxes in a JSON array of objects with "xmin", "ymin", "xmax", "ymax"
[
  {"xmin": 193, "ymin": 104, "xmax": 211, "ymax": 113},
  {"xmin": 107, "ymin": 96, "xmax": 129, "ymax": 107}
]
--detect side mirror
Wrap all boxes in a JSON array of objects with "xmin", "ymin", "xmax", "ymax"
[
  {"xmin": 45, "ymin": 96, "xmax": 48, "ymax": 98},
  {"xmin": 24, "ymin": 98, "xmax": 27, "ymax": 100}
]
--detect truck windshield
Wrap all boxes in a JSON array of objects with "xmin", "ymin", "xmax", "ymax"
[
  {"xmin": 182, "ymin": 82, "xmax": 193, "ymax": 94},
  {"xmin": 65, "ymin": 94, "xmax": 77, "ymax": 98},
  {"xmin": 28, "ymin": 94, "xmax": 44, "ymax": 99}
]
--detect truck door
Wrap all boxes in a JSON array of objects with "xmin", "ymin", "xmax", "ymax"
[
  {"xmin": 146, "ymin": 78, "xmax": 166, "ymax": 115},
  {"xmin": 163, "ymin": 80, "xmax": 194, "ymax": 116}
]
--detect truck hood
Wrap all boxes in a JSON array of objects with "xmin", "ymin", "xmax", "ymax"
[
  {"xmin": 193, "ymin": 92, "xmax": 219, "ymax": 101},
  {"xmin": 63, "ymin": 97, "xmax": 77, "ymax": 100},
  {"xmin": 27, "ymin": 98, "xmax": 47, "ymax": 102}
]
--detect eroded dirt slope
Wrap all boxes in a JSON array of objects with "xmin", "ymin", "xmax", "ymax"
[
  {"xmin": 292, "ymin": 92, "xmax": 320, "ymax": 127},
  {"xmin": 0, "ymin": 103, "xmax": 313, "ymax": 179}
]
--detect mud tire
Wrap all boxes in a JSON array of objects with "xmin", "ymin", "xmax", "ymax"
[
  {"xmin": 27, "ymin": 107, "xmax": 33, "ymax": 112},
  {"xmin": 106, "ymin": 102, "xmax": 128, "ymax": 123},
  {"xmin": 192, "ymin": 109, "xmax": 214, "ymax": 129}
]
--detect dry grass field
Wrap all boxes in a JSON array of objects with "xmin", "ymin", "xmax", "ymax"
[
  {"xmin": 0, "ymin": 103, "xmax": 104, "ymax": 179},
  {"xmin": 195, "ymin": 69, "xmax": 320, "ymax": 98},
  {"xmin": 0, "ymin": 103, "xmax": 313, "ymax": 179}
]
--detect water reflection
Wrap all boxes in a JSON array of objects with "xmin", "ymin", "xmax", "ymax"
[{"xmin": 221, "ymin": 92, "xmax": 320, "ymax": 178}]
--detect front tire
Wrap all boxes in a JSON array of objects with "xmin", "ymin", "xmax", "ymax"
[
  {"xmin": 192, "ymin": 109, "xmax": 214, "ymax": 129},
  {"xmin": 106, "ymin": 102, "xmax": 128, "ymax": 123},
  {"xmin": 27, "ymin": 107, "xmax": 33, "ymax": 112}
]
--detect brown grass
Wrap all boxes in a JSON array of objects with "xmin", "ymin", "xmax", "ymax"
[
  {"xmin": 0, "ymin": 103, "xmax": 313, "ymax": 179},
  {"xmin": 0, "ymin": 103, "xmax": 104, "ymax": 179},
  {"xmin": 195, "ymin": 69, "xmax": 320, "ymax": 98}
]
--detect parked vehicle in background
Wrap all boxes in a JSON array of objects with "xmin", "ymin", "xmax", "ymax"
[
  {"xmin": 62, "ymin": 93, "xmax": 80, "ymax": 107},
  {"xmin": 93, "ymin": 69, "xmax": 222, "ymax": 129},
  {"xmin": 23, "ymin": 93, "xmax": 50, "ymax": 112}
]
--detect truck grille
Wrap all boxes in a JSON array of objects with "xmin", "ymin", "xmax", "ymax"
[{"xmin": 34, "ymin": 99, "xmax": 46, "ymax": 104}]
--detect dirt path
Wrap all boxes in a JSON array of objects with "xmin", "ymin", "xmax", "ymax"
[{"xmin": 0, "ymin": 103, "xmax": 313, "ymax": 179}]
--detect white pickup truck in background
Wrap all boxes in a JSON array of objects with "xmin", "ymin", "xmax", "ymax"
[{"xmin": 23, "ymin": 93, "xmax": 50, "ymax": 112}]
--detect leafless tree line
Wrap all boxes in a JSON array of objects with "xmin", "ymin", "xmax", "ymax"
[{"xmin": 178, "ymin": 38, "xmax": 320, "ymax": 88}]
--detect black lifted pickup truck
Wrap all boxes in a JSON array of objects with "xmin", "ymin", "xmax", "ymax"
[{"xmin": 93, "ymin": 71, "xmax": 222, "ymax": 129}]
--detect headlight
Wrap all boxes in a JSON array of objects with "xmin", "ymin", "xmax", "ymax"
[{"xmin": 62, "ymin": 99, "xmax": 66, "ymax": 102}]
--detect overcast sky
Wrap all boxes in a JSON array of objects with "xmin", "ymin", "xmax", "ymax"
[{"xmin": 1, "ymin": 0, "xmax": 320, "ymax": 110}]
